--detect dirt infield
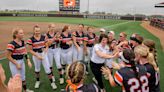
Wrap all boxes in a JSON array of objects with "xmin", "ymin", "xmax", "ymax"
[
  {"xmin": 141, "ymin": 21, "xmax": 164, "ymax": 51},
  {"xmin": 0, "ymin": 21, "xmax": 98, "ymax": 59}
]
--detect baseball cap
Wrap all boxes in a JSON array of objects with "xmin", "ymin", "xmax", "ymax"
[
  {"xmin": 108, "ymin": 31, "xmax": 115, "ymax": 35},
  {"xmin": 100, "ymin": 28, "xmax": 106, "ymax": 32}
]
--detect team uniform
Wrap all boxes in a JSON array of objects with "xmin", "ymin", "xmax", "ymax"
[
  {"xmin": 27, "ymin": 35, "xmax": 51, "ymax": 75},
  {"xmin": 60, "ymin": 33, "xmax": 73, "ymax": 65},
  {"xmin": 65, "ymin": 83, "xmax": 100, "ymax": 92},
  {"xmin": 114, "ymin": 65, "xmax": 149, "ymax": 92},
  {"xmin": 72, "ymin": 31, "xmax": 86, "ymax": 61},
  {"xmin": 84, "ymin": 33, "xmax": 96, "ymax": 62},
  {"xmin": 7, "ymin": 40, "xmax": 27, "ymax": 81},
  {"xmin": 47, "ymin": 33, "xmax": 62, "ymax": 70},
  {"xmin": 144, "ymin": 63, "xmax": 160, "ymax": 92},
  {"xmin": 90, "ymin": 44, "xmax": 109, "ymax": 89}
]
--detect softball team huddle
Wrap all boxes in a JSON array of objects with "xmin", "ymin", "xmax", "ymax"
[{"xmin": 6, "ymin": 23, "xmax": 160, "ymax": 92}]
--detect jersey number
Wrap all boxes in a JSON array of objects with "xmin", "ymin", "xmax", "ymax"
[{"xmin": 128, "ymin": 75, "xmax": 149, "ymax": 92}]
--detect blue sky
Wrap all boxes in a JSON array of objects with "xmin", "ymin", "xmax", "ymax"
[{"xmin": 0, "ymin": 0, "xmax": 163, "ymax": 15}]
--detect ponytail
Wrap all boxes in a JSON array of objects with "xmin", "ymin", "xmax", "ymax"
[
  {"xmin": 130, "ymin": 59, "xmax": 142, "ymax": 89},
  {"xmin": 147, "ymin": 53, "xmax": 159, "ymax": 72}
]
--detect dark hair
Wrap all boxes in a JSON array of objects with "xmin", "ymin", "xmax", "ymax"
[
  {"xmin": 123, "ymin": 49, "xmax": 138, "ymax": 77},
  {"xmin": 62, "ymin": 25, "xmax": 69, "ymax": 32},
  {"xmin": 143, "ymin": 39, "xmax": 158, "ymax": 66},
  {"xmin": 79, "ymin": 24, "xmax": 84, "ymax": 28},
  {"xmin": 123, "ymin": 49, "xmax": 141, "ymax": 87},
  {"xmin": 130, "ymin": 34, "xmax": 143, "ymax": 44},
  {"xmin": 98, "ymin": 34, "xmax": 109, "ymax": 43}
]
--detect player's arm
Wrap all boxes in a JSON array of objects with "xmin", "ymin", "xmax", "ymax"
[
  {"xmin": 108, "ymin": 72, "xmax": 117, "ymax": 87},
  {"xmin": 6, "ymin": 50, "xmax": 17, "ymax": 65},
  {"xmin": 95, "ymin": 45, "xmax": 117, "ymax": 59},
  {"xmin": 83, "ymin": 36, "xmax": 88, "ymax": 55},
  {"xmin": 72, "ymin": 32, "xmax": 80, "ymax": 50},
  {"xmin": 101, "ymin": 67, "xmax": 118, "ymax": 87}
]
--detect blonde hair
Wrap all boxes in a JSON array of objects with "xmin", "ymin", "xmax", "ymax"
[
  {"xmin": 65, "ymin": 62, "xmax": 86, "ymax": 92},
  {"xmin": 134, "ymin": 45, "xmax": 159, "ymax": 72},
  {"xmin": 47, "ymin": 23, "xmax": 55, "ymax": 33},
  {"xmin": 12, "ymin": 28, "xmax": 22, "ymax": 39},
  {"xmin": 66, "ymin": 62, "xmax": 85, "ymax": 84},
  {"xmin": 120, "ymin": 32, "xmax": 127, "ymax": 38}
]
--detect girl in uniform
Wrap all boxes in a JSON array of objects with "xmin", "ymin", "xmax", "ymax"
[
  {"xmin": 102, "ymin": 49, "xmax": 149, "ymax": 92},
  {"xmin": 134, "ymin": 45, "xmax": 160, "ymax": 92},
  {"xmin": 27, "ymin": 25, "xmax": 57, "ymax": 90},
  {"xmin": 72, "ymin": 24, "xmax": 86, "ymax": 61},
  {"xmin": 6, "ymin": 28, "xmax": 33, "ymax": 92},
  {"xmin": 46, "ymin": 24, "xmax": 64, "ymax": 84},
  {"xmin": 60, "ymin": 25, "xmax": 73, "ymax": 70}
]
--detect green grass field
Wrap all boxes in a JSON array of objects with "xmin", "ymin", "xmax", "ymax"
[{"xmin": 0, "ymin": 17, "xmax": 163, "ymax": 92}]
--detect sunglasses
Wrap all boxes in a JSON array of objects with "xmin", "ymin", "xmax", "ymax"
[{"xmin": 119, "ymin": 35, "xmax": 123, "ymax": 37}]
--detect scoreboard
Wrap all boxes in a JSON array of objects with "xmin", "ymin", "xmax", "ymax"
[{"xmin": 59, "ymin": 0, "xmax": 80, "ymax": 12}]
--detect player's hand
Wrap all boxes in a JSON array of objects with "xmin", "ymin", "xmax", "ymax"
[
  {"xmin": 27, "ymin": 59, "xmax": 32, "ymax": 69},
  {"xmin": 16, "ymin": 63, "xmax": 21, "ymax": 70},
  {"xmin": 101, "ymin": 67, "xmax": 111, "ymax": 76},
  {"xmin": 8, "ymin": 74, "xmax": 22, "ymax": 92},
  {"xmin": 112, "ymin": 62, "xmax": 120, "ymax": 70},
  {"xmin": 37, "ymin": 55, "xmax": 43, "ymax": 60},
  {"xmin": 113, "ymin": 52, "xmax": 119, "ymax": 58}
]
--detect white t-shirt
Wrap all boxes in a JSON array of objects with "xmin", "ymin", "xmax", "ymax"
[{"xmin": 91, "ymin": 44, "xmax": 109, "ymax": 64}]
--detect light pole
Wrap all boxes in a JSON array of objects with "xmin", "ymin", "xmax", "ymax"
[{"xmin": 87, "ymin": 0, "xmax": 90, "ymax": 14}]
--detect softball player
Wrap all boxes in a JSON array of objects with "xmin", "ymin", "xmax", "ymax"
[
  {"xmin": 82, "ymin": 27, "xmax": 96, "ymax": 74},
  {"xmin": 102, "ymin": 49, "xmax": 149, "ymax": 92},
  {"xmin": 72, "ymin": 24, "xmax": 86, "ymax": 61},
  {"xmin": 84, "ymin": 27, "xmax": 96, "ymax": 62},
  {"xmin": 60, "ymin": 25, "xmax": 73, "ymax": 68},
  {"xmin": 6, "ymin": 28, "xmax": 33, "ymax": 92},
  {"xmin": 46, "ymin": 24, "xmax": 64, "ymax": 84},
  {"xmin": 27, "ymin": 25, "xmax": 57, "ymax": 89},
  {"xmin": 134, "ymin": 45, "xmax": 160, "ymax": 92}
]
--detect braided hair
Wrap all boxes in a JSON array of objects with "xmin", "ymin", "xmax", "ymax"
[{"xmin": 66, "ymin": 62, "xmax": 86, "ymax": 92}]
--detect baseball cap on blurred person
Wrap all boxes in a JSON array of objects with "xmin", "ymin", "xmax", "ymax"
[
  {"xmin": 108, "ymin": 31, "xmax": 115, "ymax": 35},
  {"xmin": 100, "ymin": 28, "xmax": 106, "ymax": 32}
]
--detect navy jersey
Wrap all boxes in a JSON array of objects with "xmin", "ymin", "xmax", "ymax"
[
  {"xmin": 60, "ymin": 33, "xmax": 72, "ymax": 49},
  {"xmin": 47, "ymin": 33, "xmax": 60, "ymax": 48},
  {"xmin": 65, "ymin": 83, "xmax": 100, "ymax": 92},
  {"xmin": 144, "ymin": 63, "xmax": 160, "ymax": 92},
  {"xmin": 72, "ymin": 31, "xmax": 86, "ymax": 46},
  {"xmin": 85, "ymin": 33, "xmax": 96, "ymax": 47},
  {"xmin": 27, "ymin": 35, "xmax": 46, "ymax": 52},
  {"xmin": 7, "ymin": 40, "xmax": 27, "ymax": 60},
  {"xmin": 114, "ymin": 65, "xmax": 149, "ymax": 92}
]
